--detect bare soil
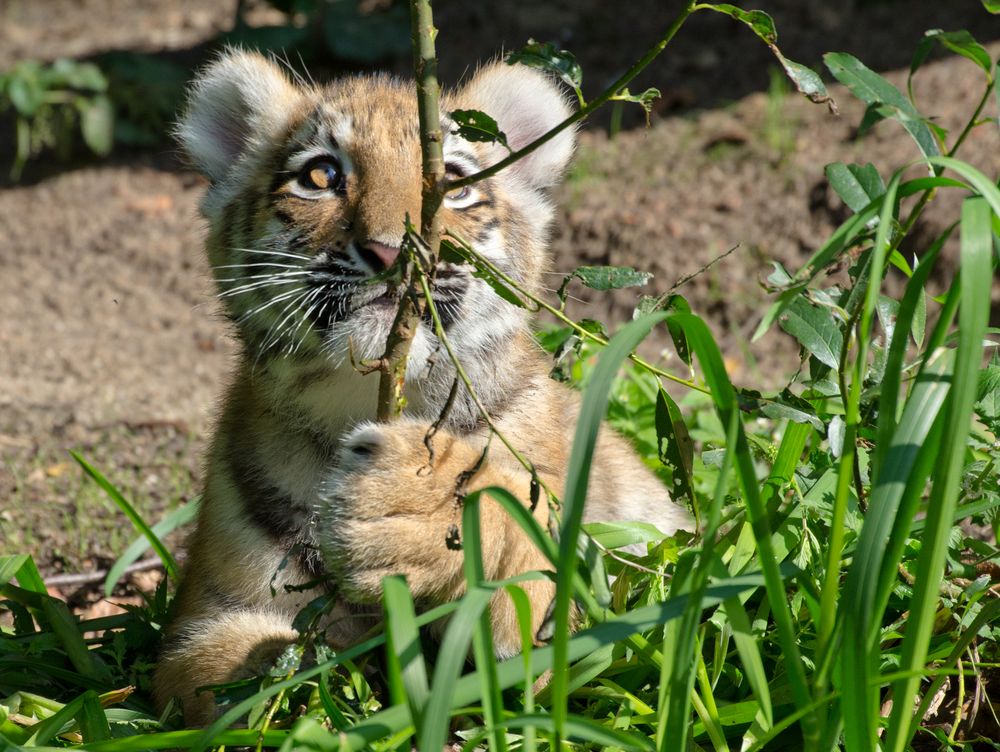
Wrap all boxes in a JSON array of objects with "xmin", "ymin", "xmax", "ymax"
[{"xmin": 1, "ymin": 0, "xmax": 998, "ymax": 585}]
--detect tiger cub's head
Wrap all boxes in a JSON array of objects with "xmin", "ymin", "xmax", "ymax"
[{"xmin": 177, "ymin": 49, "xmax": 574, "ymax": 374}]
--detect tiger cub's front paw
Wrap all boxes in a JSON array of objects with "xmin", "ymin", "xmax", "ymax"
[{"xmin": 316, "ymin": 420, "xmax": 485, "ymax": 603}]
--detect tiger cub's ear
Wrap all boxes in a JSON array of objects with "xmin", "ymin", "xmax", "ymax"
[
  {"xmin": 176, "ymin": 49, "xmax": 302, "ymax": 182},
  {"xmin": 457, "ymin": 61, "xmax": 576, "ymax": 189}
]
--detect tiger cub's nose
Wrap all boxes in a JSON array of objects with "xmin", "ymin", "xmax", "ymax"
[{"xmin": 359, "ymin": 241, "xmax": 401, "ymax": 272}]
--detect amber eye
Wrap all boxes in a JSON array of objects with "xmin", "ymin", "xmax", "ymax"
[{"xmin": 298, "ymin": 158, "xmax": 344, "ymax": 193}]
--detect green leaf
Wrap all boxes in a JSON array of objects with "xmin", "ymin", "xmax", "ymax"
[
  {"xmin": 449, "ymin": 109, "xmax": 510, "ymax": 149},
  {"xmin": 777, "ymin": 296, "xmax": 844, "ymax": 369},
  {"xmin": 51, "ymin": 59, "xmax": 107, "ymax": 91},
  {"xmin": 611, "ymin": 86, "xmax": 661, "ymax": 121},
  {"xmin": 581, "ymin": 520, "xmax": 666, "ymax": 550},
  {"xmin": 919, "ymin": 29, "xmax": 993, "ymax": 75},
  {"xmin": 655, "ymin": 387, "xmax": 695, "ymax": 504},
  {"xmin": 664, "ymin": 294, "xmax": 693, "ymax": 366},
  {"xmin": 760, "ymin": 388, "xmax": 825, "ymax": 431},
  {"xmin": 701, "ymin": 4, "xmax": 833, "ymax": 109},
  {"xmin": 982, "ymin": 0, "xmax": 1000, "ymax": 12},
  {"xmin": 7, "ymin": 69, "xmax": 45, "ymax": 116},
  {"xmin": 79, "ymin": 94, "xmax": 114, "ymax": 156},
  {"xmin": 507, "ymin": 40, "xmax": 583, "ymax": 94},
  {"xmin": 705, "ymin": 4, "xmax": 777, "ymax": 44},
  {"xmin": 824, "ymin": 52, "xmax": 941, "ymax": 159},
  {"xmin": 824, "ymin": 162, "xmax": 885, "ymax": 213},
  {"xmin": 560, "ymin": 265, "xmax": 652, "ymax": 299},
  {"xmin": 773, "ymin": 54, "xmax": 834, "ymax": 108},
  {"xmin": 638, "ymin": 294, "xmax": 692, "ymax": 365}
]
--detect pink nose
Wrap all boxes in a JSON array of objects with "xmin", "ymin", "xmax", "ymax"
[{"xmin": 362, "ymin": 241, "xmax": 401, "ymax": 270}]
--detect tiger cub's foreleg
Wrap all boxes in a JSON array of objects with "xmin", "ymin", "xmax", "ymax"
[{"xmin": 317, "ymin": 419, "xmax": 556, "ymax": 657}]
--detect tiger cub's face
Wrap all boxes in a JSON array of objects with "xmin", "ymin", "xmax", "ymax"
[{"xmin": 178, "ymin": 51, "xmax": 575, "ymax": 374}]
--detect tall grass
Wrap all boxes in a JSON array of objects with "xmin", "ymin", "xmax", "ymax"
[{"xmin": 2, "ymin": 3, "xmax": 999, "ymax": 751}]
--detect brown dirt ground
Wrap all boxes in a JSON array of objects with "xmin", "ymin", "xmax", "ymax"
[{"xmin": 1, "ymin": 0, "xmax": 998, "ymax": 589}]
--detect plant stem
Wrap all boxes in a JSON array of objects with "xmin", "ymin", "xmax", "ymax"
[
  {"xmin": 448, "ymin": 231, "xmax": 711, "ymax": 395},
  {"xmin": 376, "ymin": 0, "xmax": 446, "ymax": 422}
]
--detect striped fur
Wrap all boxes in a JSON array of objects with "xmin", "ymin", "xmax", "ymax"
[{"xmin": 154, "ymin": 50, "xmax": 691, "ymax": 724}]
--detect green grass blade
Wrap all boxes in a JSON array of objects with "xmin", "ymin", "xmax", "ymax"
[
  {"xmin": 78, "ymin": 729, "xmax": 290, "ymax": 751},
  {"xmin": 760, "ymin": 421, "xmax": 811, "ymax": 512},
  {"xmin": 551, "ymin": 312, "xmax": 670, "ymax": 739},
  {"xmin": 838, "ymin": 347, "xmax": 953, "ymax": 749},
  {"xmin": 506, "ymin": 584, "xmax": 537, "ymax": 752},
  {"xmin": 70, "ymin": 452, "xmax": 178, "ymax": 581},
  {"xmin": 417, "ymin": 583, "xmax": 494, "ymax": 752},
  {"xmin": 0, "ymin": 555, "xmax": 30, "ymax": 586},
  {"xmin": 104, "ymin": 499, "xmax": 200, "ymax": 596},
  {"xmin": 317, "ymin": 671, "xmax": 349, "ymax": 731},
  {"xmin": 23, "ymin": 690, "xmax": 88, "ymax": 746},
  {"xmin": 307, "ymin": 574, "xmax": 767, "ymax": 751},
  {"xmin": 499, "ymin": 712, "xmax": 655, "ymax": 750},
  {"xmin": 77, "ymin": 691, "xmax": 110, "ymax": 743},
  {"xmin": 883, "ymin": 195, "xmax": 993, "ymax": 752},
  {"xmin": 661, "ymin": 404, "xmax": 739, "ymax": 749},
  {"xmin": 460, "ymin": 493, "xmax": 506, "ymax": 752},
  {"xmin": 671, "ymin": 312, "xmax": 820, "ymax": 743},
  {"xmin": 39, "ymin": 596, "xmax": 109, "ymax": 683},
  {"xmin": 276, "ymin": 716, "xmax": 336, "ymax": 751},
  {"xmin": 381, "ymin": 575, "xmax": 428, "ymax": 742},
  {"xmin": 1, "ymin": 555, "xmax": 47, "ymax": 594},
  {"xmin": 928, "ymin": 156, "xmax": 1000, "ymax": 216},
  {"xmin": 690, "ymin": 678, "xmax": 729, "ymax": 752},
  {"xmin": 871, "ymin": 227, "xmax": 950, "ymax": 476},
  {"xmin": 722, "ymin": 592, "xmax": 773, "ymax": 728}
]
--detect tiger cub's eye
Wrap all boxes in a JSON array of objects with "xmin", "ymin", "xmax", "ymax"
[
  {"xmin": 298, "ymin": 158, "xmax": 344, "ymax": 193},
  {"xmin": 445, "ymin": 163, "xmax": 471, "ymax": 202}
]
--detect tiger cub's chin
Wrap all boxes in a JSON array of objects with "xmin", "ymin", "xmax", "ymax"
[{"xmin": 153, "ymin": 49, "xmax": 691, "ymax": 725}]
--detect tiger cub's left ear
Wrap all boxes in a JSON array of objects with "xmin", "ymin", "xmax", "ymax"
[
  {"xmin": 457, "ymin": 61, "xmax": 576, "ymax": 189},
  {"xmin": 176, "ymin": 49, "xmax": 302, "ymax": 182}
]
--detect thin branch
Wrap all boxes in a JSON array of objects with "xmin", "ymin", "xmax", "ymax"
[
  {"xmin": 375, "ymin": 0, "xmax": 447, "ymax": 421},
  {"xmin": 447, "ymin": 1, "xmax": 698, "ymax": 192}
]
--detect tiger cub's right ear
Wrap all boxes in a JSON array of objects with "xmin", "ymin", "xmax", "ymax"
[{"xmin": 176, "ymin": 50, "xmax": 302, "ymax": 182}]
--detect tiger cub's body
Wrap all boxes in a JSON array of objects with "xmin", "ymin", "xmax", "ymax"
[{"xmin": 154, "ymin": 50, "xmax": 690, "ymax": 724}]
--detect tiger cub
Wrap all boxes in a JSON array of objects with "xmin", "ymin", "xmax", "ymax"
[{"xmin": 153, "ymin": 49, "xmax": 691, "ymax": 724}]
